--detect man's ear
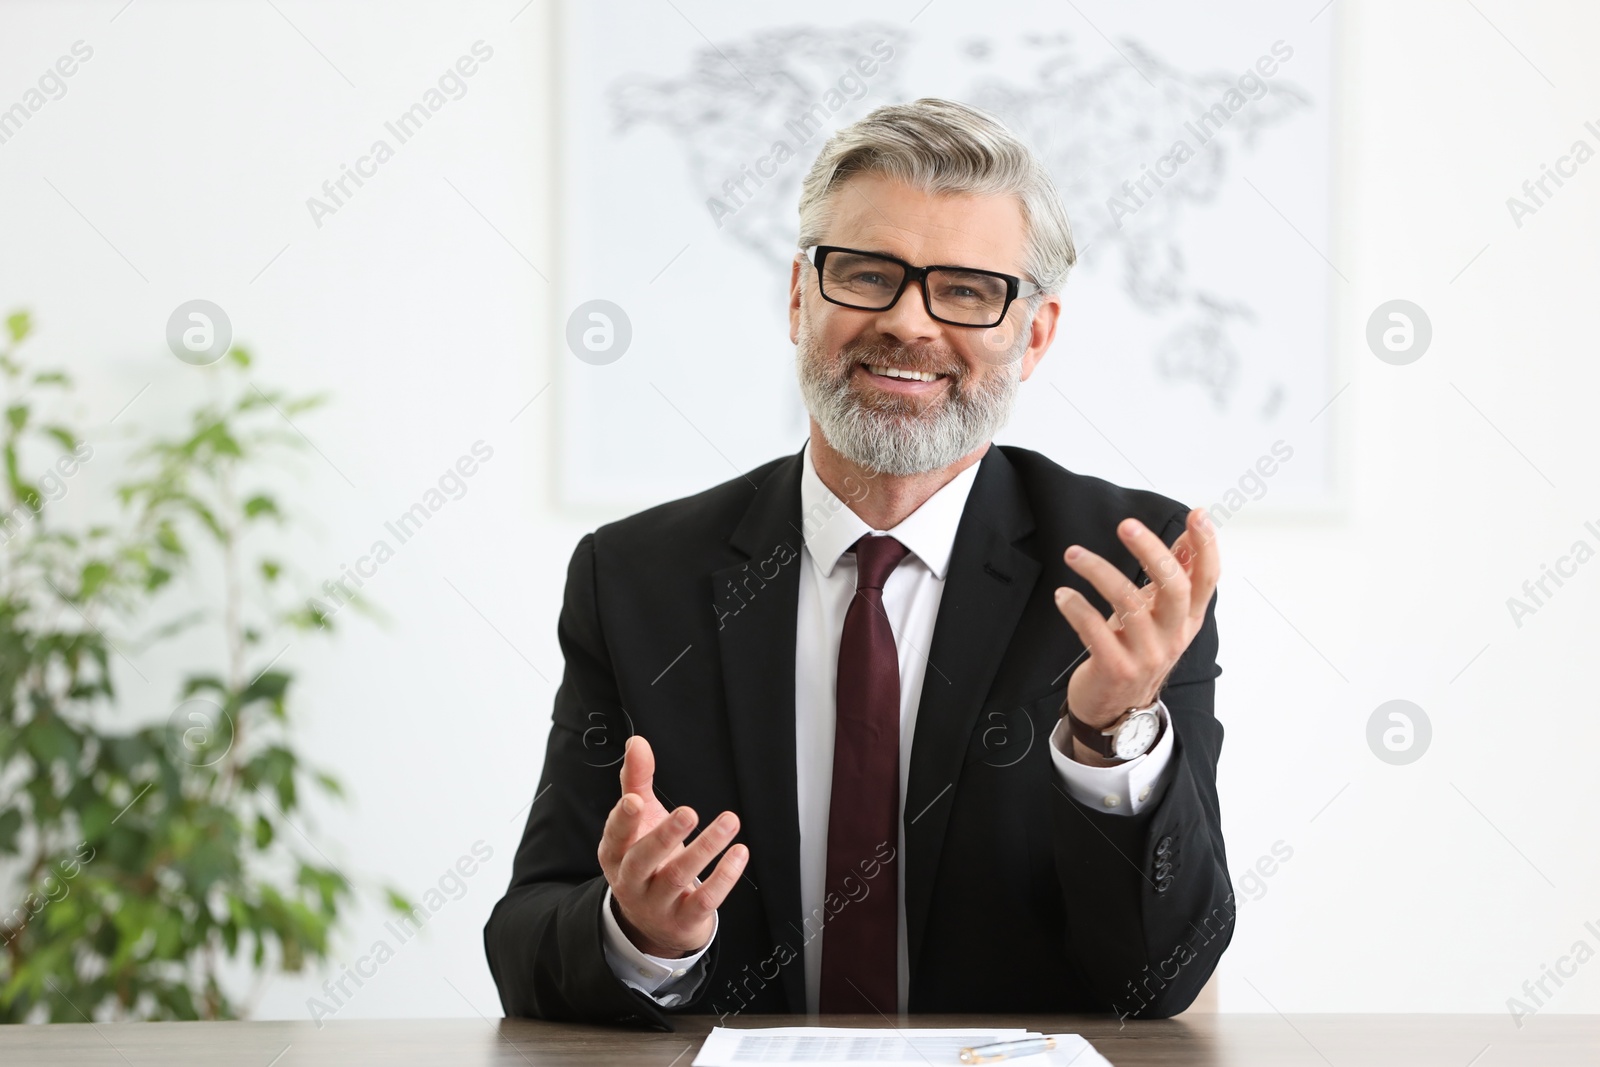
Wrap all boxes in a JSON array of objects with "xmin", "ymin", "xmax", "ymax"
[
  {"xmin": 789, "ymin": 256, "xmax": 805, "ymax": 345},
  {"xmin": 1018, "ymin": 294, "xmax": 1062, "ymax": 381}
]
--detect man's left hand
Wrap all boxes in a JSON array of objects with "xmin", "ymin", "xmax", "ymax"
[{"xmin": 1054, "ymin": 508, "xmax": 1221, "ymax": 732}]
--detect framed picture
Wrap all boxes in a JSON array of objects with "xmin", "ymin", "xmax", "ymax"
[{"xmin": 555, "ymin": 0, "xmax": 1337, "ymax": 520}]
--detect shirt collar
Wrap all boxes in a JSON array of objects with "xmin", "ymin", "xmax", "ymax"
[{"xmin": 798, "ymin": 438, "xmax": 983, "ymax": 581}]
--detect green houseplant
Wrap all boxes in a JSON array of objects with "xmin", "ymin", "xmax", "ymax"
[{"xmin": 0, "ymin": 309, "xmax": 402, "ymax": 1022}]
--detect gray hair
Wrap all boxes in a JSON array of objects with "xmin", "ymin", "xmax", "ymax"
[{"xmin": 796, "ymin": 97, "xmax": 1077, "ymax": 296}]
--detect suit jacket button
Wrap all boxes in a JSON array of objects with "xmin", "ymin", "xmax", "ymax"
[
  {"xmin": 1156, "ymin": 835, "xmax": 1173, "ymax": 856},
  {"xmin": 1155, "ymin": 876, "xmax": 1173, "ymax": 894}
]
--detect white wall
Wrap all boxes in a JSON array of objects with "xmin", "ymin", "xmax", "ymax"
[{"xmin": 1, "ymin": 0, "xmax": 1596, "ymax": 1024}]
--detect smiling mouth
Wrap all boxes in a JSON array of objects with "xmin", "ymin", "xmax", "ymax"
[{"xmin": 859, "ymin": 363, "xmax": 949, "ymax": 383}]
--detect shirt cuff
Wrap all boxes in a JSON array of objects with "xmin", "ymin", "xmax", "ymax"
[
  {"xmin": 599, "ymin": 883, "xmax": 716, "ymax": 1006},
  {"xmin": 1050, "ymin": 700, "xmax": 1175, "ymax": 816}
]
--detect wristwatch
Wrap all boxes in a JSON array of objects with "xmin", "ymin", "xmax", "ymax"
[{"xmin": 1064, "ymin": 696, "xmax": 1166, "ymax": 761}]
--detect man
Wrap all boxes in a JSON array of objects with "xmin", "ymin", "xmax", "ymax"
[{"xmin": 485, "ymin": 97, "xmax": 1232, "ymax": 1031}]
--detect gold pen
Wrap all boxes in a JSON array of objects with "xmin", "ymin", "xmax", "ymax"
[{"xmin": 958, "ymin": 1035, "xmax": 1057, "ymax": 1063}]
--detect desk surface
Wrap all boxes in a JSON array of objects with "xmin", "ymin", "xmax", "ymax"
[{"xmin": 0, "ymin": 1013, "xmax": 1589, "ymax": 1066}]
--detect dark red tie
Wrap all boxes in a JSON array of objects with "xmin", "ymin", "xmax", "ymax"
[{"xmin": 820, "ymin": 533, "xmax": 909, "ymax": 1014}]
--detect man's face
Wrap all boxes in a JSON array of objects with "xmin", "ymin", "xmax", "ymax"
[{"xmin": 789, "ymin": 172, "xmax": 1060, "ymax": 476}]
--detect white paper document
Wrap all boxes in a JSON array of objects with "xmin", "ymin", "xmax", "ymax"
[{"xmin": 690, "ymin": 1026, "xmax": 1113, "ymax": 1067}]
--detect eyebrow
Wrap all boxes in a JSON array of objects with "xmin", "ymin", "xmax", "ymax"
[{"xmin": 829, "ymin": 246, "xmax": 903, "ymax": 261}]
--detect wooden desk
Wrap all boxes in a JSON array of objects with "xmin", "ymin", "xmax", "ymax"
[{"xmin": 0, "ymin": 1013, "xmax": 1590, "ymax": 1065}]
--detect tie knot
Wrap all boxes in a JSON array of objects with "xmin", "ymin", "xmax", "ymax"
[{"xmin": 850, "ymin": 534, "xmax": 909, "ymax": 591}]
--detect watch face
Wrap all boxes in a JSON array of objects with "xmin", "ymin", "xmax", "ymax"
[{"xmin": 1114, "ymin": 711, "xmax": 1158, "ymax": 760}]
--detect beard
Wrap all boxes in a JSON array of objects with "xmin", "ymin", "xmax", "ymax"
[{"xmin": 795, "ymin": 316, "xmax": 1026, "ymax": 476}]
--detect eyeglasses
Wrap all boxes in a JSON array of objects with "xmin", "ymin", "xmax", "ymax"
[{"xmin": 802, "ymin": 245, "xmax": 1039, "ymax": 328}]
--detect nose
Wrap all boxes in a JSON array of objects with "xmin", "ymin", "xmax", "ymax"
[{"xmin": 870, "ymin": 278, "xmax": 942, "ymax": 346}]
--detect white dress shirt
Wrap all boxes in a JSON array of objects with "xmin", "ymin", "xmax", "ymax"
[{"xmin": 600, "ymin": 440, "xmax": 1176, "ymax": 1010}]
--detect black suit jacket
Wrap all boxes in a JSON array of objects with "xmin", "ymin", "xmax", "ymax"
[{"xmin": 484, "ymin": 443, "xmax": 1233, "ymax": 1030}]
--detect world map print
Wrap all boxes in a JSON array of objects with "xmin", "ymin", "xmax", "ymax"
[{"xmin": 559, "ymin": 3, "xmax": 1334, "ymax": 514}]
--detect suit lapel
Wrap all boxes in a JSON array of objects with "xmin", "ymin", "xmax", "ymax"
[
  {"xmin": 713, "ymin": 446, "xmax": 808, "ymax": 1014},
  {"xmin": 902, "ymin": 445, "xmax": 1040, "ymax": 984}
]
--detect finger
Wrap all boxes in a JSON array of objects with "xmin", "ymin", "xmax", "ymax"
[
  {"xmin": 1169, "ymin": 511, "xmax": 1220, "ymax": 596},
  {"xmin": 619, "ymin": 805, "xmax": 699, "ymax": 890},
  {"xmin": 1117, "ymin": 518, "xmax": 1192, "ymax": 629},
  {"xmin": 1063, "ymin": 546, "xmax": 1156, "ymax": 645},
  {"xmin": 1054, "ymin": 586, "xmax": 1135, "ymax": 674},
  {"xmin": 682, "ymin": 843, "xmax": 749, "ymax": 922},
  {"xmin": 619, "ymin": 734, "xmax": 655, "ymax": 802},
  {"xmin": 598, "ymin": 794, "xmax": 641, "ymax": 874},
  {"xmin": 1180, "ymin": 508, "xmax": 1221, "ymax": 624},
  {"xmin": 660, "ymin": 811, "xmax": 741, "ymax": 889}
]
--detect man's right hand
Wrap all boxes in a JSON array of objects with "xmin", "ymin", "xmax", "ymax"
[{"xmin": 597, "ymin": 735, "xmax": 747, "ymax": 958}]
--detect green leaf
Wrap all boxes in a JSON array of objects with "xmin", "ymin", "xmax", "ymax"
[
  {"xmin": 155, "ymin": 522, "xmax": 183, "ymax": 555},
  {"xmin": 181, "ymin": 674, "xmax": 229, "ymax": 697},
  {"xmin": 282, "ymin": 394, "xmax": 329, "ymax": 416},
  {"xmin": 6, "ymin": 310, "xmax": 31, "ymax": 342},
  {"xmin": 80, "ymin": 560, "xmax": 110, "ymax": 599},
  {"xmin": 23, "ymin": 714, "xmax": 80, "ymax": 767},
  {"xmin": 243, "ymin": 495, "xmax": 280, "ymax": 521},
  {"xmin": 6, "ymin": 403, "xmax": 28, "ymax": 433},
  {"xmin": 241, "ymin": 670, "xmax": 290, "ymax": 707},
  {"xmin": 285, "ymin": 603, "xmax": 331, "ymax": 631},
  {"xmin": 15, "ymin": 482, "xmax": 42, "ymax": 513},
  {"xmin": 0, "ymin": 808, "xmax": 22, "ymax": 853},
  {"xmin": 178, "ymin": 493, "xmax": 226, "ymax": 539},
  {"xmin": 42, "ymin": 425, "xmax": 78, "ymax": 452},
  {"xmin": 80, "ymin": 800, "xmax": 115, "ymax": 842},
  {"xmin": 196, "ymin": 422, "xmax": 243, "ymax": 459},
  {"xmin": 103, "ymin": 735, "xmax": 154, "ymax": 775}
]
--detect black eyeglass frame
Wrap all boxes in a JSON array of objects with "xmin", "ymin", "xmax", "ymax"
[{"xmin": 801, "ymin": 244, "xmax": 1041, "ymax": 329}]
